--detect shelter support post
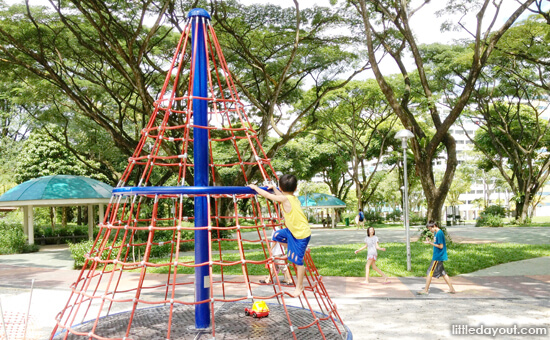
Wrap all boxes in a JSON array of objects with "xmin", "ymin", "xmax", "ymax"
[
  {"xmin": 88, "ymin": 205, "xmax": 94, "ymax": 240},
  {"xmin": 27, "ymin": 205, "xmax": 34, "ymax": 245},
  {"xmin": 99, "ymin": 204, "xmax": 105, "ymax": 224},
  {"xmin": 331, "ymin": 209, "xmax": 336, "ymax": 229},
  {"xmin": 22, "ymin": 206, "xmax": 29, "ymax": 236}
]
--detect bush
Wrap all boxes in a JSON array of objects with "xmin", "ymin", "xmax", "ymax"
[
  {"xmin": 386, "ymin": 210, "xmax": 402, "ymax": 222},
  {"xmin": 410, "ymin": 212, "xmax": 427, "ymax": 226},
  {"xmin": 68, "ymin": 229, "xmax": 200, "ymax": 269},
  {"xmin": 68, "ymin": 240, "xmax": 97, "ymax": 269},
  {"xmin": 364, "ymin": 211, "xmax": 382, "ymax": 224},
  {"xmin": 417, "ymin": 223, "xmax": 452, "ymax": 245},
  {"xmin": 475, "ymin": 205, "xmax": 507, "ymax": 227},
  {"xmin": 483, "ymin": 205, "xmax": 507, "ymax": 218},
  {"xmin": 33, "ymin": 225, "xmax": 95, "ymax": 244},
  {"xmin": 0, "ymin": 222, "xmax": 38, "ymax": 254},
  {"xmin": 476, "ymin": 214, "xmax": 503, "ymax": 228}
]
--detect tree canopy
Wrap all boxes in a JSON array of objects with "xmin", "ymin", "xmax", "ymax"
[{"xmin": 349, "ymin": 0, "xmax": 539, "ymax": 222}]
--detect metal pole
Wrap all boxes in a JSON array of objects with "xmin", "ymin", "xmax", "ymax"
[
  {"xmin": 189, "ymin": 8, "xmax": 211, "ymax": 329},
  {"xmin": 0, "ymin": 298, "xmax": 8, "ymax": 340},
  {"xmin": 402, "ymin": 140, "xmax": 411, "ymax": 271},
  {"xmin": 23, "ymin": 279, "xmax": 34, "ymax": 340}
]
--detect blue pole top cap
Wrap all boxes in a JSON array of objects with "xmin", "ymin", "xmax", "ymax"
[{"xmin": 188, "ymin": 8, "xmax": 211, "ymax": 20}]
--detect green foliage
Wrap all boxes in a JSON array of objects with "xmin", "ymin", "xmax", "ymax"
[
  {"xmin": 364, "ymin": 210, "xmax": 382, "ymax": 224},
  {"xmin": 417, "ymin": 224, "xmax": 452, "ymax": 245},
  {"xmin": 68, "ymin": 228, "xmax": 204, "ymax": 269},
  {"xmin": 475, "ymin": 214, "xmax": 504, "ymax": 228},
  {"xmin": 68, "ymin": 240, "xmax": 99, "ymax": 269},
  {"xmin": 0, "ymin": 221, "xmax": 38, "ymax": 254},
  {"xmin": 15, "ymin": 130, "xmax": 110, "ymax": 184},
  {"xmin": 483, "ymin": 205, "xmax": 507, "ymax": 218},
  {"xmin": 482, "ymin": 215, "xmax": 504, "ymax": 228},
  {"xmin": 33, "ymin": 225, "xmax": 90, "ymax": 244},
  {"xmin": 385, "ymin": 210, "xmax": 402, "ymax": 222},
  {"xmin": 475, "ymin": 205, "xmax": 507, "ymax": 227},
  {"xmin": 409, "ymin": 212, "xmax": 427, "ymax": 226}
]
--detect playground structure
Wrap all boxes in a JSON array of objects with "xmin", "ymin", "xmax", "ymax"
[{"xmin": 50, "ymin": 8, "xmax": 349, "ymax": 340}]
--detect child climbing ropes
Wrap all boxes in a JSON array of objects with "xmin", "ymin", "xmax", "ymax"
[{"xmin": 249, "ymin": 174, "xmax": 311, "ymax": 297}]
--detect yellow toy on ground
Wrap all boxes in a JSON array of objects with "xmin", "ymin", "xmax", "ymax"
[{"xmin": 244, "ymin": 300, "xmax": 270, "ymax": 318}]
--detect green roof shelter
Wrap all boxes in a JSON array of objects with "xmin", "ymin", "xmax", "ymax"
[
  {"xmin": 298, "ymin": 193, "xmax": 346, "ymax": 228},
  {"xmin": 0, "ymin": 175, "xmax": 113, "ymax": 244}
]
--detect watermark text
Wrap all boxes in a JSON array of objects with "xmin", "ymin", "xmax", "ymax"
[{"xmin": 451, "ymin": 324, "xmax": 548, "ymax": 337}]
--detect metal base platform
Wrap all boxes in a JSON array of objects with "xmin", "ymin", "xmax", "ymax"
[{"xmin": 53, "ymin": 302, "xmax": 351, "ymax": 339}]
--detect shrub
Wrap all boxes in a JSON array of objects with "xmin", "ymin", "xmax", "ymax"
[
  {"xmin": 34, "ymin": 225, "xmax": 91, "ymax": 244},
  {"xmin": 417, "ymin": 223, "xmax": 452, "ymax": 245},
  {"xmin": 68, "ymin": 240, "xmax": 97, "ymax": 269},
  {"xmin": 475, "ymin": 205, "xmax": 507, "ymax": 227},
  {"xmin": 483, "ymin": 205, "xmax": 507, "ymax": 218},
  {"xmin": 476, "ymin": 214, "xmax": 503, "ymax": 228},
  {"xmin": 0, "ymin": 222, "xmax": 38, "ymax": 254},
  {"xmin": 364, "ymin": 211, "xmax": 382, "ymax": 224},
  {"xmin": 386, "ymin": 210, "xmax": 402, "ymax": 222},
  {"xmin": 69, "ymin": 229, "xmax": 200, "ymax": 268},
  {"xmin": 410, "ymin": 212, "xmax": 427, "ymax": 226}
]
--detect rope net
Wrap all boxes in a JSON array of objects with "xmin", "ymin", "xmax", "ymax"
[{"xmin": 50, "ymin": 10, "xmax": 346, "ymax": 340}]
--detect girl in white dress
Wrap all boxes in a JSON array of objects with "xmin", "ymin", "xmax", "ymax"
[{"xmin": 355, "ymin": 226, "xmax": 390, "ymax": 284}]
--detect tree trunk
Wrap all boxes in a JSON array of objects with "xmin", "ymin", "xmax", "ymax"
[
  {"xmin": 50, "ymin": 207, "xmax": 55, "ymax": 230},
  {"xmin": 62, "ymin": 207, "xmax": 68, "ymax": 228},
  {"xmin": 77, "ymin": 206, "xmax": 82, "ymax": 225},
  {"xmin": 414, "ymin": 135, "xmax": 458, "ymax": 224},
  {"xmin": 355, "ymin": 179, "xmax": 362, "ymax": 212}
]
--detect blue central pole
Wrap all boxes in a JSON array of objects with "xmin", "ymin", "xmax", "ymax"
[{"xmin": 189, "ymin": 8, "xmax": 211, "ymax": 329}]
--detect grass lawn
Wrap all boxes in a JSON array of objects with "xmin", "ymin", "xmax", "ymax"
[
  {"xmin": 140, "ymin": 242, "xmax": 550, "ymax": 278},
  {"xmin": 311, "ymin": 242, "xmax": 550, "ymax": 277}
]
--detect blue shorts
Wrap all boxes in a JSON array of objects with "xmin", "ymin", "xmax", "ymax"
[{"xmin": 272, "ymin": 228, "xmax": 310, "ymax": 266}]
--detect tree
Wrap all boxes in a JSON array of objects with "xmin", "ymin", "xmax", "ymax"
[
  {"xmin": 207, "ymin": 1, "xmax": 369, "ymax": 183},
  {"xmin": 0, "ymin": 1, "xmax": 368, "ymax": 189},
  {"xmin": 15, "ymin": 128, "xmax": 111, "ymax": 228},
  {"xmin": 350, "ymin": 0, "xmax": 537, "ymax": 222},
  {"xmin": 0, "ymin": 0, "xmax": 179, "ymax": 184},
  {"xmin": 0, "ymin": 80, "xmax": 30, "ymax": 193},
  {"xmin": 15, "ymin": 128, "xmax": 109, "ymax": 184},
  {"xmin": 465, "ymin": 98, "xmax": 550, "ymax": 223},
  {"xmin": 271, "ymin": 135, "xmax": 353, "ymax": 202},
  {"xmin": 491, "ymin": 14, "xmax": 550, "ymax": 94},
  {"xmin": 313, "ymin": 80, "xmax": 398, "ymax": 210}
]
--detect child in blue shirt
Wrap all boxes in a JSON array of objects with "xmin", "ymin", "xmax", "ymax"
[{"xmin": 417, "ymin": 221, "xmax": 456, "ymax": 295}]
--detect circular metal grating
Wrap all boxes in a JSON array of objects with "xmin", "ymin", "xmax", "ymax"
[{"xmin": 53, "ymin": 302, "xmax": 349, "ymax": 340}]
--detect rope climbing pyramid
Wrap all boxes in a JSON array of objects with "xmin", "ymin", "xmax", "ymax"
[{"xmin": 50, "ymin": 8, "xmax": 350, "ymax": 340}]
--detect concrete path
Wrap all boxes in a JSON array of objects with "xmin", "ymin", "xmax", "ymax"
[{"xmin": 1, "ymin": 227, "xmax": 549, "ymax": 339}]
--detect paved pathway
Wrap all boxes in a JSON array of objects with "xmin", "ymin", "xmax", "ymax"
[{"xmin": 0, "ymin": 227, "xmax": 549, "ymax": 339}]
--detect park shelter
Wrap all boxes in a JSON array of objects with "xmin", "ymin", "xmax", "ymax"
[
  {"xmin": 0, "ymin": 175, "xmax": 113, "ymax": 244},
  {"xmin": 298, "ymin": 193, "xmax": 346, "ymax": 228}
]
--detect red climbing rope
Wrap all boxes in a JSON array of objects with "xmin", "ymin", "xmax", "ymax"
[{"xmin": 50, "ymin": 12, "xmax": 347, "ymax": 340}]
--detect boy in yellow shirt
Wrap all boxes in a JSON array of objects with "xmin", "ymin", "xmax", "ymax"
[{"xmin": 249, "ymin": 174, "xmax": 311, "ymax": 297}]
